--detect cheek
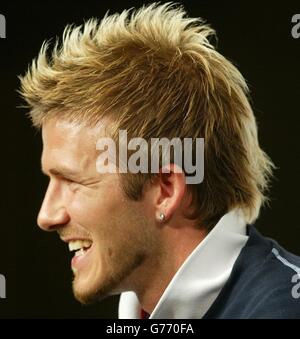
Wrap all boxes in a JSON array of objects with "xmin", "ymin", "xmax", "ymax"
[{"xmin": 67, "ymin": 187, "xmax": 125, "ymax": 228}]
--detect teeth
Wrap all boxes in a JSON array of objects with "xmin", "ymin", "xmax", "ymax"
[
  {"xmin": 75, "ymin": 248, "xmax": 86, "ymax": 257},
  {"xmin": 68, "ymin": 240, "xmax": 92, "ymax": 252}
]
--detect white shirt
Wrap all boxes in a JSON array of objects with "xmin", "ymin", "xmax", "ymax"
[{"xmin": 118, "ymin": 209, "xmax": 249, "ymax": 319}]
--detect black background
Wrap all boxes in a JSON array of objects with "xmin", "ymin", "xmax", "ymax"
[{"xmin": 0, "ymin": 0, "xmax": 299, "ymax": 318}]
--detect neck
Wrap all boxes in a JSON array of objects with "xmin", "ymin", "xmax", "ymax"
[{"xmin": 134, "ymin": 225, "xmax": 207, "ymax": 314}]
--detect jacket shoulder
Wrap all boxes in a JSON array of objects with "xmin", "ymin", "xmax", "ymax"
[{"xmin": 204, "ymin": 226, "xmax": 300, "ymax": 319}]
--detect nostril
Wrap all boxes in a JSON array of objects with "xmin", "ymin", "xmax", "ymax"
[{"xmin": 37, "ymin": 208, "xmax": 70, "ymax": 232}]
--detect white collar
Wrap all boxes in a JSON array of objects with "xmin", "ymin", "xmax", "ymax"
[{"xmin": 118, "ymin": 209, "xmax": 248, "ymax": 319}]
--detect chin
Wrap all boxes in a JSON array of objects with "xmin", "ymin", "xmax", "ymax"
[
  {"xmin": 72, "ymin": 275, "xmax": 103, "ymax": 305},
  {"xmin": 71, "ymin": 247, "xmax": 146, "ymax": 304},
  {"xmin": 72, "ymin": 272, "xmax": 120, "ymax": 305}
]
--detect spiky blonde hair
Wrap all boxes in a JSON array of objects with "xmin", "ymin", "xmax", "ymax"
[{"xmin": 19, "ymin": 2, "xmax": 274, "ymax": 228}]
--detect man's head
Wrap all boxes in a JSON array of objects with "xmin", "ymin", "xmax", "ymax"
[
  {"xmin": 38, "ymin": 118, "xmax": 169, "ymax": 304},
  {"xmin": 19, "ymin": 3, "xmax": 274, "ymax": 304}
]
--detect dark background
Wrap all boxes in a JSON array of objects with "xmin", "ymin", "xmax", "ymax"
[{"xmin": 0, "ymin": 0, "xmax": 299, "ymax": 318}]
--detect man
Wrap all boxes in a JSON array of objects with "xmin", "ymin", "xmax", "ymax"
[{"xmin": 19, "ymin": 3, "xmax": 300, "ymax": 318}]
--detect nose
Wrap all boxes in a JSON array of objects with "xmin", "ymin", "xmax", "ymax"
[{"xmin": 37, "ymin": 179, "xmax": 70, "ymax": 232}]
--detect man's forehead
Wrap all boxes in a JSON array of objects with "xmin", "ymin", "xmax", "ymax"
[
  {"xmin": 41, "ymin": 118, "xmax": 106, "ymax": 174},
  {"xmin": 42, "ymin": 118, "xmax": 108, "ymax": 141}
]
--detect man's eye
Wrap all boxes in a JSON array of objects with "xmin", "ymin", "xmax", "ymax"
[
  {"xmin": 64, "ymin": 178, "xmax": 79, "ymax": 186},
  {"xmin": 62, "ymin": 176, "xmax": 78, "ymax": 184}
]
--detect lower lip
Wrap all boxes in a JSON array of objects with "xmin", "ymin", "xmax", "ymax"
[{"xmin": 71, "ymin": 246, "xmax": 93, "ymax": 271}]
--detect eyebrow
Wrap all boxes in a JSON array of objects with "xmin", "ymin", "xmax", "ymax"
[{"xmin": 42, "ymin": 166, "xmax": 81, "ymax": 180}]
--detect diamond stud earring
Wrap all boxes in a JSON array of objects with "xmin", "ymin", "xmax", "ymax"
[{"xmin": 159, "ymin": 212, "xmax": 165, "ymax": 222}]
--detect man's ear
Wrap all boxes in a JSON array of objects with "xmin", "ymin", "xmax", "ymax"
[{"xmin": 154, "ymin": 164, "xmax": 186, "ymax": 223}]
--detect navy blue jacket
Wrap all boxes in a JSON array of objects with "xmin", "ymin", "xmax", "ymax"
[{"xmin": 203, "ymin": 226, "xmax": 300, "ymax": 319}]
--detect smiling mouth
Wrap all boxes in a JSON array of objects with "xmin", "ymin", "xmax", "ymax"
[{"xmin": 68, "ymin": 240, "xmax": 93, "ymax": 257}]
